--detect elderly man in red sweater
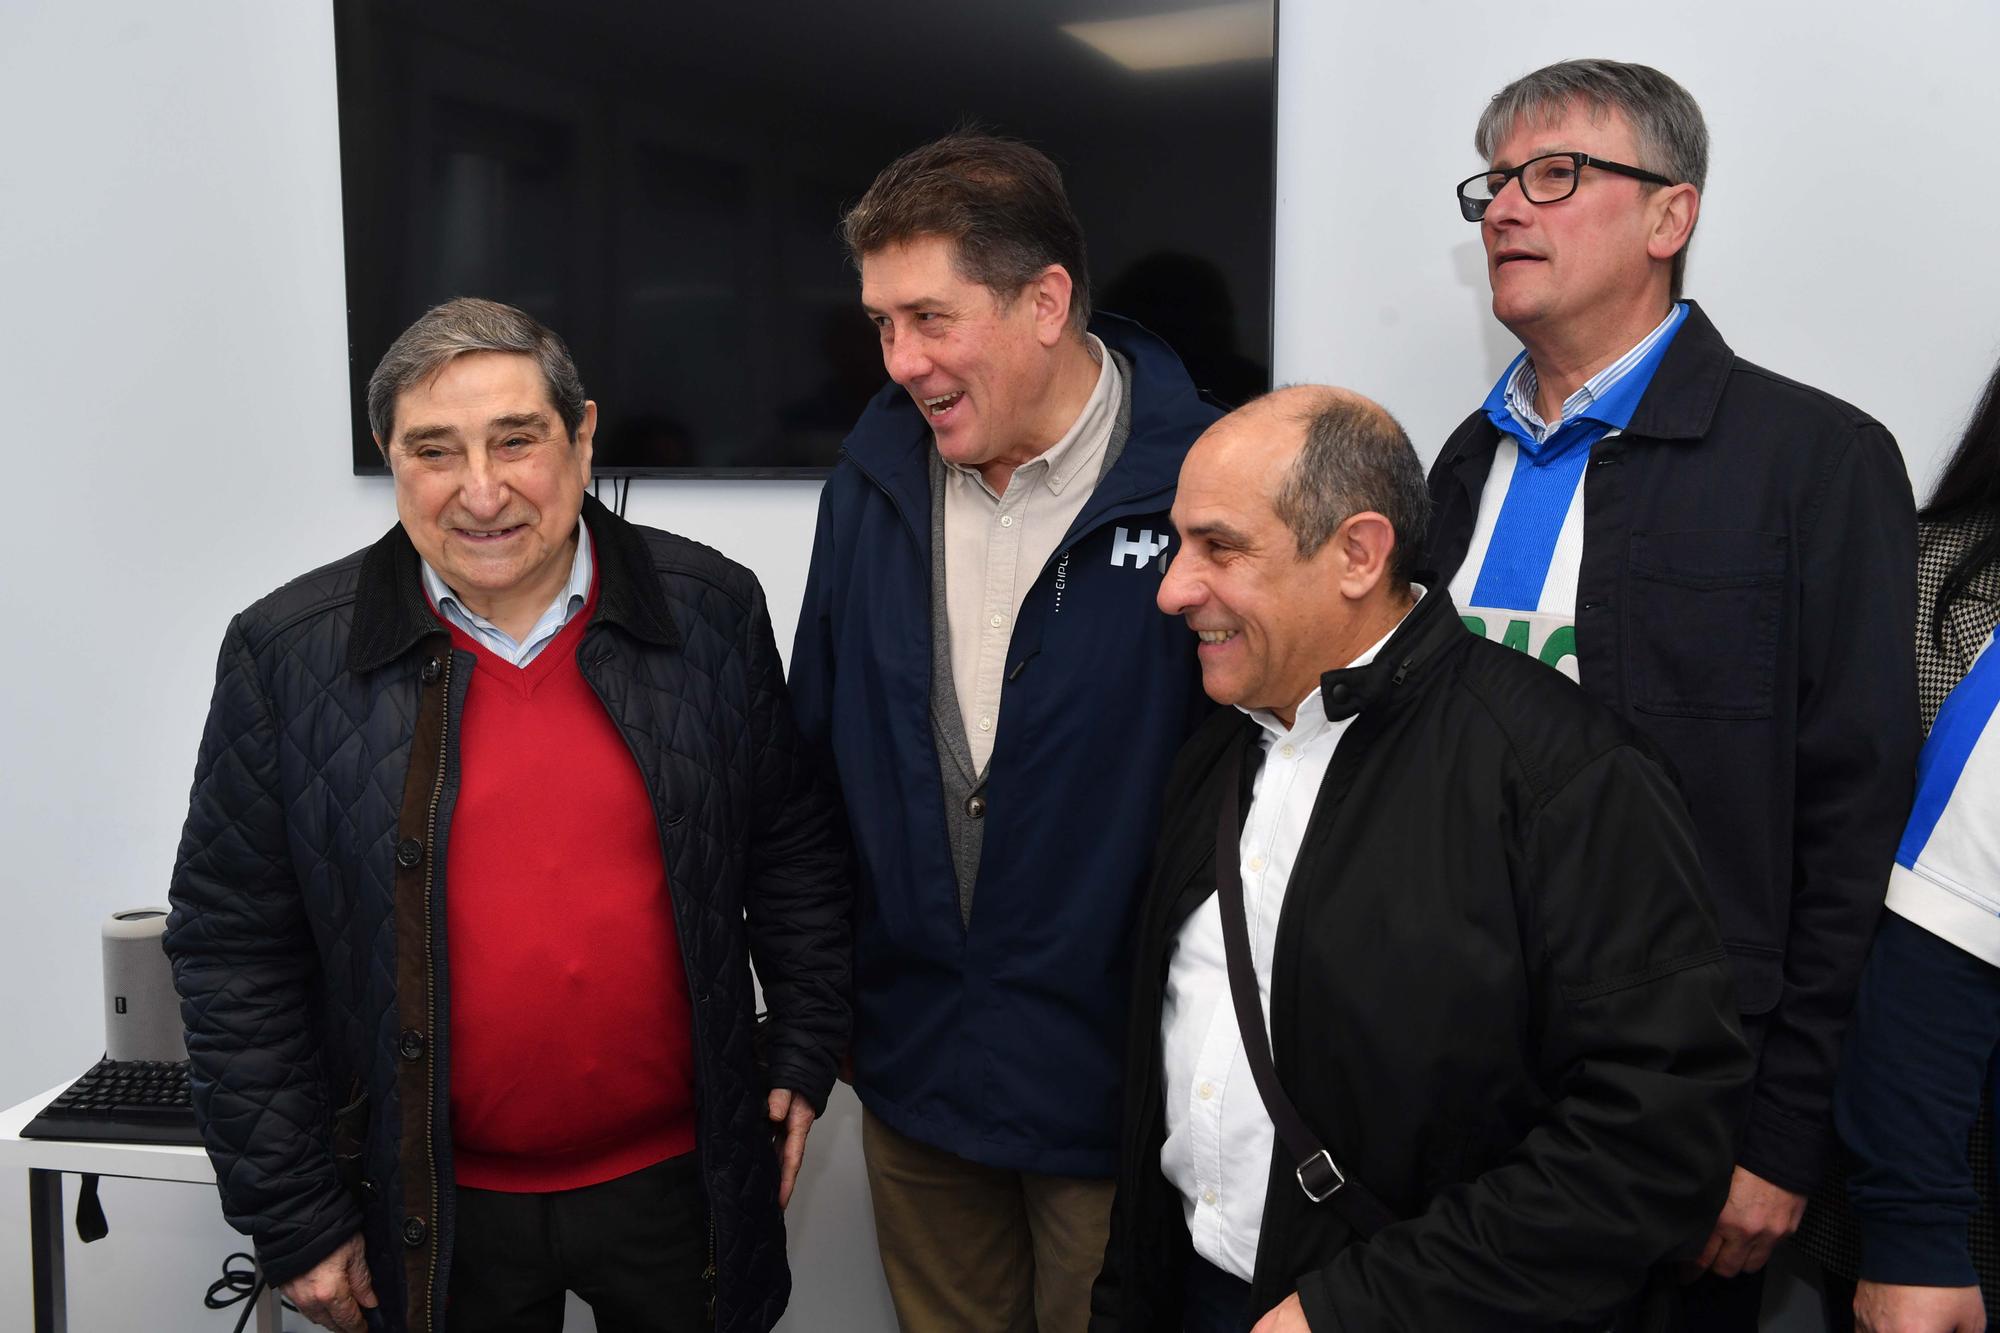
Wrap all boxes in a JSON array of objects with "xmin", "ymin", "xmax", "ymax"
[{"xmin": 166, "ymin": 297, "xmax": 848, "ymax": 1333}]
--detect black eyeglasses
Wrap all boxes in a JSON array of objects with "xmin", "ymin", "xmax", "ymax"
[{"xmin": 1455, "ymin": 152, "xmax": 1677, "ymax": 221}]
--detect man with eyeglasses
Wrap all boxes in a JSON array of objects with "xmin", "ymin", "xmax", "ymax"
[{"xmin": 1426, "ymin": 59, "xmax": 1919, "ymax": 1329}]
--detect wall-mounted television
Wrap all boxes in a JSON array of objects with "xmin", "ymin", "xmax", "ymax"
[{"xmin": 334, "ymin": 0, "xmax": 1277, "ymax": 476}]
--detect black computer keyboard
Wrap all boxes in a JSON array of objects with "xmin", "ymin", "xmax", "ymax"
[{"xmin": 22, "ymin": 1055, "xmax": 202, "ymax": 1145}]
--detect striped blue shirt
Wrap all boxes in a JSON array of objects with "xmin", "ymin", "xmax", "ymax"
[
  {"xmin": 1496, "ymin": 302, "xmax": 1689, "ymax": 450},
  {"xmin": 420, "ymin": 523, "xmax": 594, "ymax": 667}
]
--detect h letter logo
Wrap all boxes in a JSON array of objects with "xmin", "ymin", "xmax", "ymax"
[{"xmin": 1110, "ymin": 527, "xmax": 1170, "ymax": 570}]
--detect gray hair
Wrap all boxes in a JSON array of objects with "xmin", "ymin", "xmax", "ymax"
[
  {"xmin": 367, "ymin": 297, "xmax": 588, "ymax": 446},
  {"xmin": 1474, "ymin": 59, "xmax": 1709, "ymax": 299},
  {"xmin": 1272, "ymin": 393, "xmax": 1431, "ymax": 587}
]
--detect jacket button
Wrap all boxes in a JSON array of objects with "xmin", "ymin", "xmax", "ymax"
[
  {"xmin": 421, "ymin": 657, "xmax": 443, "ymax": 685},
  {"xmin": 395, "ymin": 838, "xmax": 423, "ymax": 868},
  {"xmin": 965, "ymin": 795, "xmax": 986, "ymax": 819},
  {"xmin": 398, "ymin": 1029, "xmax": 425, "ymax": 1061},
  {"xmin": 361, "ymin": 1180, "xmax": 380, "ymax": 1205},
  {"xmin": 402, "ymin": 1216, "xmax": 427, "ymax": 1247}
]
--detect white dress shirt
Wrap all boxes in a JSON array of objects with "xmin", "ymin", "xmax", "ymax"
[{"xmin": 1159, "ymin": 598, "xmax": 1416, "ymax": 1281}]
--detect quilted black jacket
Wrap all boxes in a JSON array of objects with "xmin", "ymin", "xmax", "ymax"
[{"xmin": 164, "ymin": 496, "xmax": 849, "ymax": 1332}]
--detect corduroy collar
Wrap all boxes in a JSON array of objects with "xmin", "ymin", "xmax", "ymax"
[{"xmin": 347, "ymin": 494, "xmax": 677, "ymax": 672}]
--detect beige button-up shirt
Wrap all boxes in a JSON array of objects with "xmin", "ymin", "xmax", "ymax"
[{"xmin": 942, "ymin": 335, "xmax": 1122, "ymax": 771}]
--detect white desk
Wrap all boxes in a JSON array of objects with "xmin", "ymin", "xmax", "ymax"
[{"xmin": 0, "ymin": 1083, "xmax": 282, "ymax": 1332}]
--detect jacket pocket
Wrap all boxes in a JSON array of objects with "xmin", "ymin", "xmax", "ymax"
[
  {"xmin": 1626, "ymin": 530, "xmax": 1787, "ymax": 720},
  {"xmin": 1723, "ymin": 942, "xmax": 1784, "ymax": 1017},
  {"xmin": 330, "ymin": 1078, "xmax": 370, "ymax": 1197}
]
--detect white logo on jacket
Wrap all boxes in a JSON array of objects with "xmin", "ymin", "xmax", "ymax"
[{"xmin": 1111, "ymin": 527, "xmax": 1171, "ymax": 570}]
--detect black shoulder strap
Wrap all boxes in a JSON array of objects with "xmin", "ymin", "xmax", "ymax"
[{"xmin": 1215, "ymin": 738, "xmax": 1398, "ymax": 1238}]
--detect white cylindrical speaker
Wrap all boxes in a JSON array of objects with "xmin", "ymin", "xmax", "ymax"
[{"xmin": 102, "ymin": 908, "xmax": 187, "ymax": 1062}]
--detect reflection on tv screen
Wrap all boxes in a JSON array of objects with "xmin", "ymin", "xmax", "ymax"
[{"xmin": 336, "ymin": 0, "xmax": 1275, "ymax": 475}]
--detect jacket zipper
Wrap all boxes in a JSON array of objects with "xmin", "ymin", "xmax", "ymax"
[
  {"xmin": 704, "ymin": 1214, "xmax": 717, "ymax": 1323},
  {"xmin": 420, "ymin": 650, "xmax": 453, "ymax": 1330}
]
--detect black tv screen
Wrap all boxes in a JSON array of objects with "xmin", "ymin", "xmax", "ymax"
[{"xmin": 335, "ymin": 0, "xmax": 1276, "ymax": 476}]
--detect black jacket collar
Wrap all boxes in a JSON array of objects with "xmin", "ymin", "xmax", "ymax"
[
  {"xmin": 1199, "ymin": 586, "xmax": 1468, "ymax": 908},
  {"xmin": 347, "ymin": 493, "xmax": 678, "ymax": 672},
  {"xmin": 1449, "ymin": 299, "xmax": 1737, "ymax": 478},
  {"xmin": 1315, "ymin": 584, "xmax": 1466, "ymax": 722},
  {"xmin": 1620, "ymin": 299, "xmax": 1735, "ymax": 444},
  {"xmin": 1430, "ymin": 302, "xmax": 1739, "ymax": 574}
]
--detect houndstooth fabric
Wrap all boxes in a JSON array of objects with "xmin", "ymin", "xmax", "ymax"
[
  {"xmin": 1798, "ymin": 510, "xmax": 2000, "ymax": 1307},
  {"xmin": 1918, "ymin": 510, "xmax": 2000, "ymax": 728}
]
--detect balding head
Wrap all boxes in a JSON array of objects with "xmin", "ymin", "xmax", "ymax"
[
  {"xmin": 1193, "ymin": 385, "xmax": 1430, "ymax": 585},
  {"xmin": 1162, "ymin": 385, "xmax": 1429, "ymax": 723}
]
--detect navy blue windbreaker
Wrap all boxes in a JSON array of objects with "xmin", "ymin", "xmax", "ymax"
[{"xmin": 789, "ymin": 315, "xmax": 1222, "ymax": 1175}]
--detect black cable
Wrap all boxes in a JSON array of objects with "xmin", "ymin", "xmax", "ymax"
[{"xmin": 206, "ymin": 1251, "xmax": 297, "ymax": 1333}]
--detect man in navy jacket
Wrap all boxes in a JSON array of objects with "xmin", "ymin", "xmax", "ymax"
[
  {"xmin": 789, "ymin": 132, "xmax": 1223, "ymax": 1331},
  {"xmin": 1428, "ymin": 59, "xmax": 1918, "ymax": 1326}
]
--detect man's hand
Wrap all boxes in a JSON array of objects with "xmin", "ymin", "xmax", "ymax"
[
  {"xmin": 1855, "ymin": 1280, "xmax": 1987, "ymax": 1333},
  {"xmin": 1251, "ymin": 1292, "xmax": 1311, "ymax": 1331},
  {"xmin": 1689, "ymin": 1166, "xmax": 1807, "ymax": 1279},
  {"xmin": 767, "ymin": 1088, "xmax": 818, "ymax": 1209},
  {"xmin": 281, "ymin": 1232, "xmax": 377, "ymax": 1333}
]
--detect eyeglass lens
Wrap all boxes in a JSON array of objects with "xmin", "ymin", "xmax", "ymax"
[{"xmin": 1467, "ymin": 155, "xmax": 1580, "ymax": 205}]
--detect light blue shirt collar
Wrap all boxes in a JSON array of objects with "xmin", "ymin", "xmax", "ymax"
[
  {"xmin": 421, "ymin": 520, "xmax": 594, "ymax": 668},
  {"xmin": 1484, "ymin": 302, "xmax": 1689, "ymax": 455}
]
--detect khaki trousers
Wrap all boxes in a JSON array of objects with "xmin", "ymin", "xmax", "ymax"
[{"xmin": 862, "ymin": 1107, "xmax": 1116, "ymax": 1333}]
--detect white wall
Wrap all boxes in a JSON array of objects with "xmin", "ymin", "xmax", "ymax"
[
  {"xmin": 0, "ymin": 4, "xmax": 840, "ymax": 1328},
  {"xmin": 1273, "ymin": 0, "xmax": 2000, "ymax": 489},
  {"xmin": 3, "ymin": 0, "xmax": 1996, "ymax": 1328}
]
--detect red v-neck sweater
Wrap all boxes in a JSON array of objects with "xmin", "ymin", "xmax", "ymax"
[{"xmin": 440, "ymin": 593, "xmax": 696, "ymax": 1192}]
